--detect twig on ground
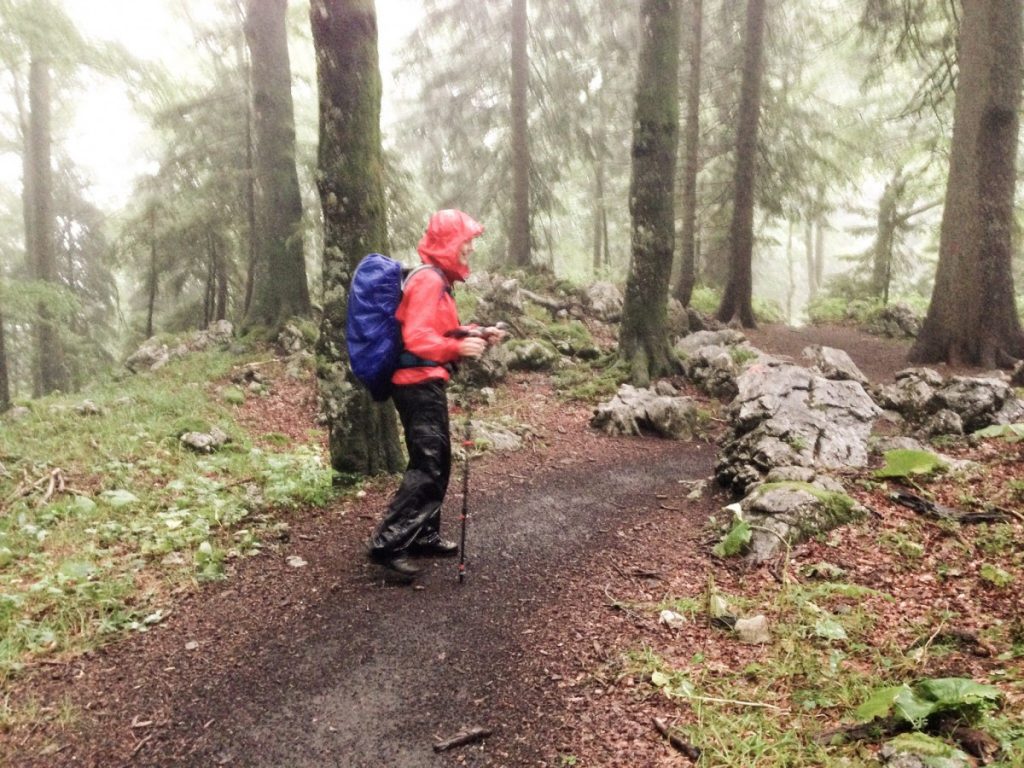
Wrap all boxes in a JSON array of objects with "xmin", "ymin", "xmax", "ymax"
[
  {"xmin": 433, "ymin": 726, "xmax": 492, "ymax": 752},
  {"xmin": 652, "ymin": 717, "xmax": 701, "ymax": 761}
]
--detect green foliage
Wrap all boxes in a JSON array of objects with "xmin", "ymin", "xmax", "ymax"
[
  {"xmin": 689, "ymin": 286, "xmax": 722, "ymax": 316},
  {"xmin": 713, "ymin": 519, "xmax": 752, "ymax": 558},
  {"xmin": 973, "ymin": 424, "xmax": 1024, "ymax": 443},
  {"xmin": 551, "ymin": 355, "xmax": 629, "ymax": 402},
  {"xmin": 979, "ymin": 563, "xmax": 1013, "ymax": 588},
  {"xmin": 855, "ymin": 678, "xmax": 1002, "ymax": 729},
  {"xmin": 0, "ymin": 348, "xmax": 332, "ymax": 682},
  {"xmin": 874, "ymin": 449, "xmax": 946, "ymax": 479}
]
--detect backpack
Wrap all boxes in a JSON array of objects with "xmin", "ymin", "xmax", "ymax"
[{"xmin": 345, "ymin": 253, "xmax": 440, "ymax": 401}]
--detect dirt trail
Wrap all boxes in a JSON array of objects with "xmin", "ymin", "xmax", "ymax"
[{"xmin": 9, "ymin": 427, "xmax": 717, "ymax": 767}]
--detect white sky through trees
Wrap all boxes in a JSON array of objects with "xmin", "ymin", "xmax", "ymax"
[{"xmin": 31, "ymin": 1, "xmax": 420, "ymax": 208}]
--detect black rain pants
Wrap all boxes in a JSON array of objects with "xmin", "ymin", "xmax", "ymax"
[{"xmin": 370, "ymin": 379, "xmax": 451, "ymax": 555}]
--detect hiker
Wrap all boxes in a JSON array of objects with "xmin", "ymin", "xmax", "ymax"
[{"xmin": 368, "ymin": 209, "xmax": 506, "ymax": 579}]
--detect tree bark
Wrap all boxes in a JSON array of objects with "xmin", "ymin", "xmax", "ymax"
[
  {"xmin": 0, "ymin": 308, "xmax": 10, "ymax": 413},
  {"xmin": 244, "ymin": 0, "xmax": 311, "ymax": 331},
  {"xmin": 673, "ymin": 0, "xmax": 703, "ymax": 306},
  {"xmin": 237, "ymin": 11, "xmax": 259, "ymax": 318},
  {"xmin": 146, "ymin": 205, "xmax": 158, "ymax": 339},
  {"xmin": 509, "ymin": 0, "xmax": 532, "ymax": 269},
  {"xmin": 26, "ymin": 54, "xmax": 67, "ymax": 396},
  {"xmin": 871, "ymin": 172, "xmax": 904, "ymax": 303},
  {"xmin": 910, "ymin": 0, "xmax": 1024, "ymax": 367},
  {"xmin": 311, "ymin": 0, "xmax": 402, "ymax": 477},
  {"xmin": 619, "ymin": 0, "xmax": 681, "ymax": 387},
  {"xmin": 715, "ymin": 0, "xmax": 766, "ymax": 328}
]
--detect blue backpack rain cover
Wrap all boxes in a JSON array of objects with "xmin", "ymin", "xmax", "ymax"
[{"xmin": 346, "ymin": 253, "xmax": 405, "ymax": 401}]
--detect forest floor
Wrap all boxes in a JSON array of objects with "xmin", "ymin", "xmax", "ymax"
[{"xmin": 3, "ymin": 323, "xmax": 1023, "ymax": 767}]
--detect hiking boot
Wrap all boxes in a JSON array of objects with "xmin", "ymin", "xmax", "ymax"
[
  {"xmin": 368, "ymin": 550, "xmax": 421, "ymax": 580},
  {"xmin": 409, "ymin": 532, "xmax": 459, "ymax": 557}
]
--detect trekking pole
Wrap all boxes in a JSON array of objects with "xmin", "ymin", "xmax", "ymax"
[{"xmin": 458, "ymin": 397, "xmax": 473, "ymax": 583}]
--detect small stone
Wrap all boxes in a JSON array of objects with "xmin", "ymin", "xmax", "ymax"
[
  {"xmin": 659, "ymin": 610, "xmax": 687, "ymax": 630},
  {"xmin": 286, "ymin": 555, "xmax": 308, "ymax": 568},
  {"xmin": 735, "ymin": 615, "xmax": 771, "ymax": 644}
]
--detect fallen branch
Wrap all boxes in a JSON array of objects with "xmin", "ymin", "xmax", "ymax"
[
  {"xmin": 433, "ymin": 726, "xmax": 492, "ymax": 752},
  {"xmin": 652, "ymin": 717, "xmax": 700, "ymax": 761},
  {"xmin": 38, "ymin": 468, "xmax": 66, "ymax": 507},
  {"xmin": 890, "ymin": 490, "xmax": 1012, "ymax": 524},
  {"xmin": 815, "ymin": 716, "xmax": 907, "ymax": 745}
]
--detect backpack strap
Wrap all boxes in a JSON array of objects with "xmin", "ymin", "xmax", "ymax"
[{"xmin": 402, "ymin": 264, "xmax": 450, "ymax": 294}]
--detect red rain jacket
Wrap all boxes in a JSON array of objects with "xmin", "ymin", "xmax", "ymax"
[{"xmin": 392, "ymin": 210, "xmax": 483, "ymax": 386}]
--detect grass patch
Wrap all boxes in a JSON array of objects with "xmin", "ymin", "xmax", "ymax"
[{"xmin": 0, "ymin": 347, "xmax": 333, "ymax": 683}]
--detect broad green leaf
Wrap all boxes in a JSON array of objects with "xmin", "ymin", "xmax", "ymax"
[
  {"xmin": 915, "ymin": 678, "xmax": 1002, "ymax": 707},
  {"xmin": 101, "ymin": 489, "xmax": 139, "ymax": 508},
  {"xmin": 58, "ymin": 560, "xmax": 96, "ymax": 581},
  {"xmin": 650, "ymin": 670, "xmax": 671, "ymax": 688},
  {"xmin": 71, "ymin": 495, "xmax": 97, "ymax": 514},
  {"xmin": 814, "ymin": 618, "xmax": 848, "ymax": 641},
  {"xmin": 893, "ymin": 687, "xmax": 936, "ymax": 728},
  {"xmin": 855, "ymin": 684, "xmax": 912, "ymax": 721}
]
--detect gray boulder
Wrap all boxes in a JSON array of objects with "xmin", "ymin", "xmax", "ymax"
[
  {"xmin": 717, "ymin": 363, "xmax": 881, "ymax": 493},
  {"xmin": 583, "ymin": 282, "xmax": 623, "ymax": 322},
  {"xmin": 591, "ymin": 384, "xmax": 700, "ymax": 439},
  {"xmin": 802, "ymin": 345, "xmax": 868, "ymax": 385}
]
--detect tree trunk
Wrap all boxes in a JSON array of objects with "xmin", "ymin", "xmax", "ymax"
[
  {"xmin": 592, "ymin": 154, "xmax": 605, "ymax": 274},
  {"xmin": 814, "ymin": 214, "xmax": 826, "ymax": 290},
  {"xmin": 244, "ymin": 0, "xmax": 311, "ymax": 331},
  {"xmin": 26, "ymin": 54, "xmax": 67, "ymax": 396},
  {"xmin": 204, "ymin": 233, "xmax": 216, "ymax": 328},
  {"xmin": 0, "ymin": 308, "xmax": 10, "ymax": 413},
  {"xmin": 716, "ymin": 0, "xmax": 766, "ymax": 328},
  {"xmin": 215, "ymin": 236, "xmax": 229, "ymax": 322},
  {"xmin": 311, "ymin": 0, "xmax": 403, "ymax": 477},
  {"xmin": 509, "ymin": 0, "xmax": 531, "ymax": 269},
  {"xmin": 871, "ymin": 173, "xmax": 904, "ymax": 303},
  {"xmin": 619, "ymin": 0, "xmax": 681, "ymax": 387},
  {"xmin": 910, "ymin": 0, "xmax": 1024, "ymax": 367},
  {"xmin": 238, "ymin": 14, "xmax": 259, "ymax": 318},
  {"xmin": 673, "ymin": 0, "xmax": 703, "ymax": 306},
  {"xmin": 146, "ymin": 206, "xmax": 158, "ymax": 339}
]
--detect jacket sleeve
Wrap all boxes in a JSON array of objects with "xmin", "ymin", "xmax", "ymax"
[{"xmin": 397, "ymin": 270, "xmax": 463, "ymax": 363}]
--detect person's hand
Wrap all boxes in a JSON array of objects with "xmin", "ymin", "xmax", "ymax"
[
  {"xmin": 482, "ymin": 326, "xmax": 507, "ymax": 345},
  {"xmin": 458, "ymin": 336, "xmax": 487, "ymax": 358}
]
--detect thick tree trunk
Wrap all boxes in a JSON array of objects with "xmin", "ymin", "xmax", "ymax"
[
  {"xmin": 238, "ymin": 21, "xmax": 259, "ymax": 318},
  {"xmin": 673, "ymin": 0, "xmax": 703, "ymax": 307},
  {"xmin": 619, "ymin": 0, "xmax": 681, "ymax": 387},
  {"xmin": 244, "ymin": 0, "xmax": 311, "ymax": 331},
  {"xmin": 311, "ymin": 0, "xmax": 402, "ymax": 477},
  {"xmin": 804, "ymin": 218, "xmax": 817, "ymax": 301},
  {"xmin": 910, "ymin": 0, "xmax": 1024, "ymax": 367},
  {"xmin": 509, "ymin": 0, "xmax": 531, "ymax": 269},
  {"xmin": 215, "ymin": 237, "xmax": 229, "ymax": 322},
  {"xmin": 26, "ymin": 55, "xmax": 67, "ymax": 396},
  {"xmin": 716, "ymin": 0, "xmax": 766, "ymax": 328}
]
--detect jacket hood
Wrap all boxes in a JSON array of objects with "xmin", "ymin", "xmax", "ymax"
[{"xmin": 417, "ymin": 209, "xmax": 483, "ymax": 282}]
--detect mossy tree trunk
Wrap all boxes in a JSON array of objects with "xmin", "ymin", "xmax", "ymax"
[
  {"xmin": 509, "ymin": 0, "xmax": 532, "ymax": 269},
  {"xmin": 909, "ymin": 0, "xmax": 1024, "ymax": 368},
  {"xmin": 716, "ymin": 0, "xmax": 766, "ymax": 328},
  {"xmin": 25, "ymin": 53, "xmax": 67, "ymax": 396},
  {"xmin": 311, "ymin": 0, "xmax": 402, "ymax": 477},
  {"xmin": 243, "ymin": 0, "xmax": 311, "ymax": 331},
  {"xmin": 619, "ymin": 0, "xmax": 681, "ymax": 387},
  {"xmin": 673, "ymin": 0, "xmax": 703, "ymax": 307}
]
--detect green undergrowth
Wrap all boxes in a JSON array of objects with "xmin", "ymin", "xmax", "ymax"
[
  {"xmin": 0, "ymin": 348, "xmax": 333, "ymax": 684},
  {"xmin": 613, "ymin": 571, "xmax": 1024, "ymax": 767}
]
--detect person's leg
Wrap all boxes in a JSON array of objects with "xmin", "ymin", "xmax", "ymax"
[{"xmin": 370, "ymin": 380, "xmax": 450, "ymax": 557}]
